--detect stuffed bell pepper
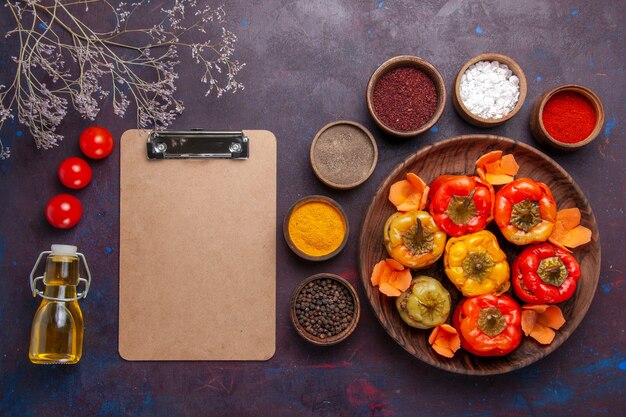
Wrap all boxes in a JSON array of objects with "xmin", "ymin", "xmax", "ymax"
[
  {"xmin": 384, "ymin": 210, "xmax": 447, "ymax": 269},
  {"xmin": 494, "ymin": 178, "xmax": 557, "ymax": 246},
  {"xmin": 396, "ymin": 276, "xmax": 451, "ymax": 329},
  {"xmin": 429, "ymin": 175, "xmax": 495, "ymax": 237},
  {"xmin": 512, "ymin": 242, "xmax": 581, "ymax": 304},
  {"xmin": 444, "ymin": 230, "xmax": 510, "ymax": 297},
  {"xmin": 453, "ymin": 294, "xmax": 522, "ymax": 356}
]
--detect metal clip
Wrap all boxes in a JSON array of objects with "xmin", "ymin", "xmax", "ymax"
[
  {"xmin": 147, "ymin": 130, "xmax": 249, "ymax": 160},
  {"xmin": 29, "ymin": 251, "xmax": 92, "ymax": 302}
]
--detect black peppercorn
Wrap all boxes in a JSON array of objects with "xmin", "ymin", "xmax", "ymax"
[{"xmin": 295, "ymin": 278, "xmax": 355, "ymax": 339}]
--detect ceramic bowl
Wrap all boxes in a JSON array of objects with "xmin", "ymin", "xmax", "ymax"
[
  {"xmin": 310, "ymin": 120, "xmax": 378, "ymax": 190},
  {"xmin": 283, "ymin": 195, "xmax": 349, "ymax": 261},
  {"xmin": 452, "ymin": 52, "xmax": 527, "ymax": 127},
  {"xmin": 290, "ymin": 273, "xmax": 360, "ymax": 346},
  {"xmin": 366, "ymin": 55, "xmax": 446, "ymax": 137},
  {"xmin": 529, "ymin": 84, "xmax": 604, "ymax": 151}
]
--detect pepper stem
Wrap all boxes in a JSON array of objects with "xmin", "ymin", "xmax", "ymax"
[
  {"xmin": 477, "ymin": 307, "xmax": 507, "ymax": 337},
  {"xmin": 462, "ymin": 188, "xmax": 477, "ymax": 210},
  {"xmin": 402, "ymin": 217, "xmax": 434, "ymax": 255},
  {"xmin": 462, "ymin": 250, "xmax": 495, "ymax": 282},
  {"xmin": 445, "ymin": 188, "xmax": 478, "ymax": 226},
  {"xmin": 510, "ymin": 199, "xmax": 542, "ymax": 232},
  {"xmin": 537, "ymin": 256, "xmax": 568, "ymax": 287},
  {"xmin": 416, "ymin": 218, "xmax": 423, "ymax": 242}
]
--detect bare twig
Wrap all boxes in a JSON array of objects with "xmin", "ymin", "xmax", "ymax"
[{"xmin": 0, "ymin": 0, "xmax": 245, "ymax": 158}]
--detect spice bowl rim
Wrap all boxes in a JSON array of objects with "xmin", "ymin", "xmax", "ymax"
[
  {"xmin": 366, "ymin": 55, "xmax": 447, "ymax": 138},
  {"xmin": 290, "ymin": 273, "xmax": 361, "ymax": 346},
  {"xmin": 310, "ymin": 120, "xmax": 379, "ymax": 190},
  {"xmin": 452, "ymin": 52, "xmax": 528, "ymax": 127},
  {"xmin": 529, "ymin": 84, "xmax": 605, "ymax": 151},
  {"xmin": 283, "ymin": 195, "xmax": 350, "ymax": 262}
]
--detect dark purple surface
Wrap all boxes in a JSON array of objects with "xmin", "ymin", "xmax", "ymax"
[{"xmin": 1, "ymin": 1, "xmax": 625, "ymax": 416}]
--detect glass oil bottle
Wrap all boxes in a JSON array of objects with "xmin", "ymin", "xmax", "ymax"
[{"xmin": 28, "ymin": 245, "xmax": 91, "ymax": 364}]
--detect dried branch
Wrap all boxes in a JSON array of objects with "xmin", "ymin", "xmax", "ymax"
[{"xmin": 0, "ymin": 0, "xmax": 245, "ymax": 158}]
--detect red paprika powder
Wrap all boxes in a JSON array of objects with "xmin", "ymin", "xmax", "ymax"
[
  {"xmin": 372, "ymin": 66, "xmax": 438, "ymax": 132},
  {"xmin": 542, "ymin": 91, "xmax": 596, "ymax": 144}
]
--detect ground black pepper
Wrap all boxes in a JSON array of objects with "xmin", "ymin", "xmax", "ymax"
[
  {"xmin": 295, "ymin": 278, "xmax": 355, "ymax": 339},
  {"xmin": 372, "ymin": 66, "xmax": 438, "ymax": 132},
  {"xmin": 312, "ymin": 124, "xmax": 376, "ymax": 186}
]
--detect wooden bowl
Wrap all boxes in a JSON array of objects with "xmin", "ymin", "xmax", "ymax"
[
  {"xmin": 530, "ymin": 84, "xmax": 604, "ymax": 151},
  {"xmin": 284, "ymin": 195, "xmax": 349, "ymax": 261},
  {"xmin": 290, "ymin": 273, "xmax": 360, "ymax": 346},
  {"xmin": 452, "ymin": 53, "xmax": 527, "ymax": 127},
  {"xmin": 366, "ymin": 55, "xmax": 446, "ymax": 137},
  {"xmin": 359, "ymin": 135, "xmax": 600, "ymax": 375},
  {"xmin": 310, "ymin": 120, "xmax": 378, "ymax": 190}
]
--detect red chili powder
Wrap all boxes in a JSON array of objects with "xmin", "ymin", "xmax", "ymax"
[
  {"xmin": 542, "ymin": 91, "xmax": 596, "ymax": 144},
  {"xmin": 372, "ymin": 66, "xmax": 438, "ymax": 132}
]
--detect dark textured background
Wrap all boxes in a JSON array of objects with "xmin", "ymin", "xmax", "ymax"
[{"xmin": 1, "ymin": 1, "xmax": 624, "ymax": 416}]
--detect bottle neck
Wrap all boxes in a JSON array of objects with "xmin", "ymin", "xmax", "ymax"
[
  {"xmin": 44, "ymin": 256, "xmax": 80, "ymax": 286},
  {"xmin": 42, "ymin": 255, "xmax": 80, "ymax": 301},
  {"xmin": 43, "ymin": 284, "xmax": 78, "ymax": 300}
]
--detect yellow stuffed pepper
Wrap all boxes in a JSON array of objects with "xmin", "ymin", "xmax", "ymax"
[
  {"xmin": 444, "ymin": 230, "xmax": 510, "ymax": 296},
  {"xmin": 384, "ymin": 210, "xmax": 447, "ymax": 269}
]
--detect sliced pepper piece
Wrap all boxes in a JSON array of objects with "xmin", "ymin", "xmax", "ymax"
[
  {"xmin": 476, "ymin": 151, "xmax": 520, "ymax": 185},
  {"xmin": 389, "ymin": 173, "xmax": 429, "ymax": 212},
  {"xmin": 475, "ymin": 150, "xmax": 503, "ymax": 167},
  {"xmin": 521, "ymin": 304, "xmax": 565, "ymax": 345},
  {"xmin": 429, "ymin": 324, "xmax": 461, "ymax": 358},
  {"xmin": 548, "ymin": 207, "xmax": 592, "ymax": 251},
  {"xmin": 370, "ymin": 259, "xmax": 413, "ymax": 297}
]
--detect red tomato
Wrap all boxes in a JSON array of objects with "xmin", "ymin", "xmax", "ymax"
[
  {"xmin": 79, "ymin": 126, "xmax": 114, "ymax": 159},
  {"xmin": 45, "ymin": 194, "xmax": 83, "ymax": 229},
  {"xmin": 58, "ymin": 157, "xmax": 92, "ymax": 189}
]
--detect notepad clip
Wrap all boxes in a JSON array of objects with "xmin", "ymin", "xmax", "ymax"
[{"xmin": 147, "ymin": 130, "xmax": 249, "ymax": 160}]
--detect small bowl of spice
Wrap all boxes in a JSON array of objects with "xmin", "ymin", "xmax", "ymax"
[
  {"xmin": 310, "ymin": 120, "xmax": 378, "ymax": 189},
  {"xmin": 291, "ymin": 273, "xmax": 360, "ymax": 345},
  {"xmin": 530, "ymin": 84, "xmax": 604, "ymax": 151},
  {"xmin": 452, "ymin": 53, "xmax": 527, "ymax": 127},
  {"xmin": 366, "ymin": 55, "xmax": 446, "ymax": 137},
  {"xmin": 284, "ymin": 195, "xmax": 349, "ymax": 261}
]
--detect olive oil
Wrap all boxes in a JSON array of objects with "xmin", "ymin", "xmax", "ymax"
[{"xmin": 29, "ymin": 245, "xmax": 86, "ymax": 364}]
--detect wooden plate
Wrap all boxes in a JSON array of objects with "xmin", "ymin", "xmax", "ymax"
[{"xmin": 358, "ymin": 135, "xmax": 601, "ymax": 375}]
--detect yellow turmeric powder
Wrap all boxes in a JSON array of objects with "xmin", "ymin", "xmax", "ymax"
[{"xmin": 288, "ymin": 201, "xmax": 346, "ymax": 257}]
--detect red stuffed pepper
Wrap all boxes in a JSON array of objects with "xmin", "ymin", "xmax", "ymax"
[
  {"xmin": 453, "ymin": 294, "xmax": 522, "ymax": 356},
  {"xmin": 429, "ymin": 175, "xmax": 495, "ymax": 237},
  {"xmin": 512, "ymin": 242, "xmax": 581, "ymax": 304},
  {"xmin": 494, "ymin": 178, "xmax": 557, "ymax": 245}
]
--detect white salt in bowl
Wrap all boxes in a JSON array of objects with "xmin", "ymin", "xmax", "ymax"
[{"xmin": 452, "ymin": 53, "xmax": 527, "ymax": 128}]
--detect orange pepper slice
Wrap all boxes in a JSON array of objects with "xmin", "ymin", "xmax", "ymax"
[
  {"xmin": 548, "ymin": 208, "xmax": 592, "ymax": 251},
  {"xmin": 428, "ymin": 324, "xmax": 461, "ymax": 358},
  {"xmin": 475, "ymin": 151, "xmax": 519, "ymax": 185},
  {"xmin": 370, "ymin": 259, "xmax": 412, "ymax": 297},
  {"xmin": 475, "ymin": 150, "xmax": 503, "ymax": 167},
  {"xmin": 389, "ymin": 173, "xmax": 429, "ymax": 212},
  {"xmin": 385, "ymin": 258, "xmax": 405, "ymax": 271},
  {"xmin": 521, "ymin": 304, "xmax": 566, "ymax": 345}
]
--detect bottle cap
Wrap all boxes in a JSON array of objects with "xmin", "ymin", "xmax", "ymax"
[{"xmin": 50, "ymin": 244, "xmax": 78, "ymax": 256}]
